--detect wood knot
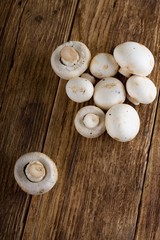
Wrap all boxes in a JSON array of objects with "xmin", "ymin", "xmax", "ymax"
[{"xmin": 35, "ymin": 15, "xmax": 43, "ymax": 23}]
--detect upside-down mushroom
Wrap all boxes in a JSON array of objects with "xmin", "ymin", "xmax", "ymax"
[
  {"xmin": 74, "ymin": 105, "xmax": 105, "ymax": 138},
  {"xmin": 51, "ymin": 41, "xmax": 91, "ymax": 80},
  {"xmin": 14, "ymin": 152, "xmax": 58, "ymax": 195}
]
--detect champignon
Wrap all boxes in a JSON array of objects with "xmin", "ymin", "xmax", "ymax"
[
  {"xmin": 90, "ymin": 53, "xmax": 119, "ymax": 78},
  {"xmin": 81, "ymin": 73, "xmax": 96, "ymax": 85},
  {"xmin": 113, "ymin": 42, "xmax": 154, "ymax": 77},
  {"xmin": 74, "ymin": 105, "xmax": 105, "ymax": 138},
  {"xmin": 14, "ymin": 152, "xmax": 58, "ymax": 195},
  {"xmin": 105, "ymin": 104, "xmax": 140, "ymax": 142},
  {"xmin": 51, "ymin": 41, "xmax": 91, "ymax": 80},
  {"xmin": 93, "ymin": 77, "xmax": 126, "ymax": 110},
  {"xmin": 66, "ymin": 77, "xmax": 94, "ymax": 103},
  {"xmin": 126, "ymin": 75, "xmax": 157, "ymax": 105}
]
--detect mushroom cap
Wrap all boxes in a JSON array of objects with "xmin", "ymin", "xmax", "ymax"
[
  {"xmin": 81, "ymin": 73, "xmax": 96, "ymax": 85},
  {"xmin": 126, "ymin": 75, "xmax": 157, "ymax": 104},
  {"xmin": 105, "ymin": 104, "xmax": 140, "ymax": 142},
  {"xmin": 74, "ymin": 106, "xmax": 105, "ymax": 138},
  {"xmin": 14, "ymin": 152, "xmax": 58, "ymax": 195},
  {"xmin": 66, "ymin": 77, "xmax": 94, "ymax": 103},
  {"xmin": 90, "ymin": 53, "xmax": 119, "ymax": 78},
  {"xmin": 93, "ymin": 77, "xmax": 126, "ymax": 110},
  {"xmin": 113, "ymin": 42, "xmax": 154, "ymax": 77},
  {"xmin": 51, "ymin": 41, "xmax": 91, "ymax": 80}
]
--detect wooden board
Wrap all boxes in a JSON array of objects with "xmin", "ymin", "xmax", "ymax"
[
  {"xmin": 0, "ymin": 0, "xmax": 160, "ymax": 239},
  {"xmin": 135, "ymin": 96, "xmax": 160, "ymax": 240},
  {"xmin": 0, "ymin": 0, "xmax": 78, "ymax": 239}
]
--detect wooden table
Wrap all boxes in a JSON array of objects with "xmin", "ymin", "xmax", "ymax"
[{"xmin": 0, "ymin": 0, "xmax": 160, "ymax": 239}]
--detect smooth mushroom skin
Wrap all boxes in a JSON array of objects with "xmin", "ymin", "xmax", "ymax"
[
  {"xmin": 74, "ymin": 106, "xmax": 105, "ymax": 138},
  {"xmin": 51, "ymin": 41, "xmax": 91, "ymax": 80},
  {"xmin": 105, "ymin": 104, "xmax": 140, "ymax": 142},
  {"xmin": 127, "ymin": 94, "xmax": 140, "ymax": 105},
  {"xmin": 14, "ymin": 152, "xmax": 58, "ymax": 195},
  {"xmin": 126, "ymin": 75, "xmax": 157, "ymax": 105},
  {"xmin": 93, "ymin": 77, "xmax": 126, "ymax": 110},
  {"xmin": 66, "ymin": 77, "xmax": 94, "ymax": 103},
  {"xmin": 90, "ymin": 53, "xmax": 119, "ymax": 78},
  {"xmin": 81, "ymin": 73, "xmax": 96, "ymax": 85},
  {"xmin": 113, "ymin": 42, "xmax": 154, "ymax": 77}
]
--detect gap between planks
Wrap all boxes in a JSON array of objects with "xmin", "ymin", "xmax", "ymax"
[{"xmin": 19, "ymin": 0, "xmax": 80, "ymax": 239}]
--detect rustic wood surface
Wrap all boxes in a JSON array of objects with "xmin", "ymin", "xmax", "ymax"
[{"xmin": 0, "ymin": 0, "xmax": 160, "ymax": 239}]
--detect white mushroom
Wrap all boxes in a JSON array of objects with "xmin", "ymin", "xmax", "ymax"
[
  {"xmin": 81, "ymin": 73, "xmax": 96, "ymax": 85},
  {"xmin": 74, "ymin": 106, "xmax": 105, "ymax": 138},
  {"xmin": 113, "ymin": 42, "xmax": 154, "ymax": 77},
  {"xmin": 90, "ymin": 53, "xmax": 119, "ymax": 78},
  {"xmin": 14, "ymin": 152, "xmax": 58, "ymax": 195},
  {"xmin": 51, "ymin": 41, "xmax": 91, "ymax": 80},
  {"xmin": 126, "ymin": 75, "xmax": 157, "ymax": 105},
  {"xmin": 93, "ymin": 77, "xmax": 126, "ymax": 110},
  {"xmin": 66, "ymin": 77, "xmax": 94, "ymax": 103},
  {"xmin": 105, "ymin": 104, "xmax": 140, "ymax": 142}
]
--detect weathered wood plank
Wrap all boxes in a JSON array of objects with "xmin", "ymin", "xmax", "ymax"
[
  {"xmin": 0, "ymin": 0, "xmax": 28, "ymax": 108},
  {"xmin": 22, "ymin": 0, "xmax": 160, "ymax": 239},
  {"xmin": 135, "ymin": 96, "xmax": 160, "ymax": 240},
  {"xmin": 0, "ymin": 0, "xmax": 78, "ymax": 239}
]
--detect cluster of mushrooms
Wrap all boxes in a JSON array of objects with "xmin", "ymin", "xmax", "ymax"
[
  {"xmin": 51, "ymin": 41, "xmax": 157, "ymax": 141},
  {"xmin": 14, "ymin": 41, "xmax": 157, "ymax": 196}
]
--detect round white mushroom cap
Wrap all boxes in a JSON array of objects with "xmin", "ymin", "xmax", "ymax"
[
  {"xmin": 51, "ymin": 41, "xmax": 91, "ymax": 80},
  {"xmin": 113, "ymin": 42, "xmax": 154, "ymax": 77},
  {"xmin": 93, "ymin": 77, "xmax": 126, "ymax": 110},
  {"xmin": 74, "ymin": 106, "xmax": 105, "ymax": 138},
  {"xmin": 81, "ymin": 73, "xmax": 96, "ymax": 85},
  {"xmin": 66, "ymin": 77, "xmax": 94, "ymax": 103},
  {"xmin": 105, "ymin": 104, "xmax": 140, "ymax": 142},
  {"xmin": 14, "ymin": 152, "xmax": 58, "ymax": 195},
  {"xmin": 90, "ymin": 53, "xmax": 119, "ymax": 78},
  {"xmin": 126, "ymin": 75, "xmax": 157, "ymax": 105}
]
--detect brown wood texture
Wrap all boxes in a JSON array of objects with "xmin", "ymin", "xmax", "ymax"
[
  {"xmin": 0, "ymin": 0, "xmax": 78, "ymax": 239},
  {"xmin": 0, "ymin": 0, "xmax": 160, "ymax": 239},
  {"xmin": 135, "ymin": 96, "xmax": 160, "ymax": 240}
]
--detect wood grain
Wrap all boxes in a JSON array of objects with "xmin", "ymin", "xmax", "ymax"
[
  {"xmin": 0, "ymin": 0, "xmax": 78, "ymax": 239},
  {"xmin": 22, "ymin": 0, "xmax": 160, "ymax": 240},
  {"xmin": 135, "ymin": 96, "xmax": 160, "ymax": 240}
]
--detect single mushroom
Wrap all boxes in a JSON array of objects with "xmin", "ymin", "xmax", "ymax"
[
  {"xmin": 51, "ymin": 41, "xmax": 91, "ymax": 80},
  {"xmin": 126, "ymin": 75, "xmax": 157, "ymax": 105},
  {"xmin": 105, "ymin": 104, "xmax": 140, "ymax": 142},
  {"xmin": 113, "ymin": 41, "xmax": 154, "ymax": 77},
  {"xmin": 81, "ymin": 73, "xmax": 96, "ymax": 85},
  {"xmin": 90, "ymin": 53, "xmax": 119, "ymax": 78},
  {"xmin": 74, "ymin": 105, "xmax": 105, "ymax": 138},
  {"xmin": 66, "ymin": 77, "xmax": 94, "ymax": 103},
  {"xmin": 14, "ymin": 152, "xmax": 58, "ymax": 195},
  {"xmin": 93, "ymin": 77, "xmax": 126, "ymax": 110}
]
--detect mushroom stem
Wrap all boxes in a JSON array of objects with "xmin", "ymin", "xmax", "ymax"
[
  {"xmin": 127, "ymin": 94, "xmax": 140, "ymax": 105},
  {"xmin": 25, "ymin": 161, "xmax": 46, "ymax": 183},
  {"xmin": 83, "ymin": 113, "xmax": 99, "ymax": 129},
  {"xmin": 60, "ymin": 46, "xmax": 79, "ymax": 66},
  {"xmin": 119, "ymin": 67, "xmax": 131, "ymax": 78}
]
